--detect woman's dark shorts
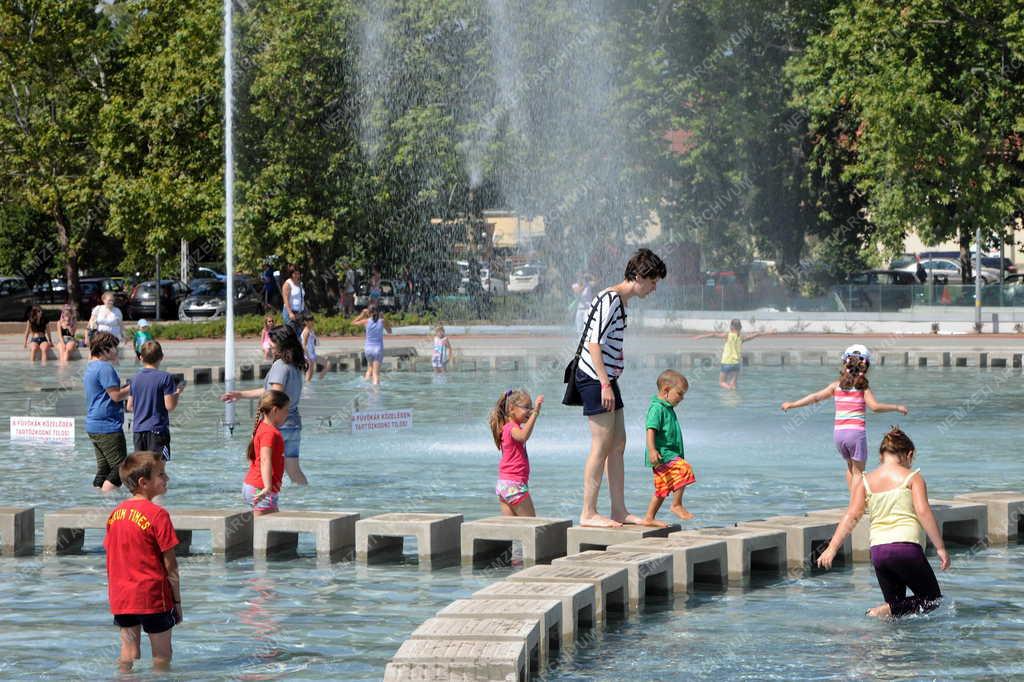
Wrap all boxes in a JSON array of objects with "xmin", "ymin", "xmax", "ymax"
[
  {"xmin": 113, "ymin": 609, "xmax": 177, "ymax": 634},
  {"xmin": 576, "ymin": 368, "xmax": 623, "ymax": 416}
]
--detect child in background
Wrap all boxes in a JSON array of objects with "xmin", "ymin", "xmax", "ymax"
[
  {"xmin": 694, "ymin": 319, "xmax": 766, "ymax": 390},
  {"xmin": 260, "ymin": 315, "xmax": 274, "ymax": 361},
  {"xmin": 817, "ymin": 427, "xmax": 949, "ymax": 618},
  {"xmin": 300, "ymin": 314, "xmax": 320, "ymax": 381},
  {"xmin": 103, "ymin": 451, "xmax": 182, "ymax": 672},
  {"xmin": 782, "ymin": 344, "xmax": 908, "ymax": 491},
  {"xmin": 133, "ymin": 319, "xmax": 154, "ymax": 362},
  {"xmin": 85, "ymin": 332, "xmax": 131, "ymax": 492},
  {"xmin": 242, "ymin": 390, "xmax": 289, "ymax": 515},
  {"xmin": 432, "ymin": 324, "xmax": 453, "ymax": 373},
  {"xmin": 127, "ymin": 341, "xmax": 183, "ymax": 461},
  {"xmin": 488, "ymin": 389, "xmax": 543, "ymax": 517},
  {"xmin": 642, "ymin": 370, "xmax": 696, "ymax": 525},
  {"xmin": 57, "ymin": 300, "xmax": 79, "ymax": 363},
  {"xmin": 353, "ymin": 304, "xmax": 391, "ymax": 385}
]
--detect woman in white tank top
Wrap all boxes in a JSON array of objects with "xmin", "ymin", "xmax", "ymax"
[{"xmin": 281, "ymin": 264, "xmax": 305, "ymax": 333}]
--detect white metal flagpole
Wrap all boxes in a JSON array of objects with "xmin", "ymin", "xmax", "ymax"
[{"xmin": 223, "ymin": 0, "xmax": 237, "ymax": 434}]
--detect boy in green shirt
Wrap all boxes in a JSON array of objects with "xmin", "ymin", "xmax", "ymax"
[
  {"xmin": 133, "ymin": 319, "xmax": 154, "ymax": 362},
  {"xmin": 642, "ymin": 370, "xmax": 696, "ymax": 526}
]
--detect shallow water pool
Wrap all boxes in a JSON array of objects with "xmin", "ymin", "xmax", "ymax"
[{"xmin": 0, "ymin": 360, "xmax": 1022, "ymax": 680}]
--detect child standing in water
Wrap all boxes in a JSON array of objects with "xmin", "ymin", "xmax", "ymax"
[
  {"xmin": 300, "ymin": 314, "xmax": 320, "ymax": 381},
  {"xmin": 642, "ymin": 370, "xmax": 696, "ymax": 526},
  {"xmin": 260, "ymin": 315, "xmax": 274, "ymax": 361},
  {"xmin": 242, "ymin": 390, "xmax": 289, "ymax": 515},
  {"xmin": 694, "ymin": 319, "xmax": 766, "ymax": 389},
  {"xmin": 133, "ymin": 319, "xmax": 154, "ymax": 362},
  {"xmin": 818, "ymin": 427, "xmax": 949, "ymax": 618},
  {"xmin": 353, "ymin": 304, "xmax": 391, "ymax": 385},
  {"xmin": 488, "ymin": 389, "xmax": 543, "ymax": 517},
  {"xmin": 781, "ymin": 344, "xmax": 908, "ymax": 491},
  {"xmin": 431, "ymin": 325, "xmax": 453, "ymax": 373}
]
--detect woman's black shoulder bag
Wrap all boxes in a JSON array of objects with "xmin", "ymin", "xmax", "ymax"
[{"xmin": 562, "ymin": 296, "xmax": 602, "ymax": 406}]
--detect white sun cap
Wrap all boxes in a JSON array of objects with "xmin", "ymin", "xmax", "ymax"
[{"xmin": 842, "ymin": 344, "xmax": 870, "ymax": 361}]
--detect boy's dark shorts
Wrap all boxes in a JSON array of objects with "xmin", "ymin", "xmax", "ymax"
[
  {"xmin": 133, "ymin": 430, "xmax": 171, "ymax": 461},
  {"xmin": 113, "ymin": 609, "xmax": 177, "ymax": 634},
  {"xmin": 575, "ymin": 369, "xmax": 624, "ymax": 416},
  {"xmin": 89, "ymin": 431, "xmax": 127, "ymax": 487}
]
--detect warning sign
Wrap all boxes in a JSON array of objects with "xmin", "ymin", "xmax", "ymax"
[
  {"xmin": 351, "ymin": 409, "xmax": 413, "ymax": 434},
  {"xmin": 10, "ymin": 416, "xmax": 75, "ymax": 443}
]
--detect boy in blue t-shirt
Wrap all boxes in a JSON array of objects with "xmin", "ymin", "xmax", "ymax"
[
  {"xmin": 127, "ymin": 341, "xmax": 183, "ymax": 461},
  {"xmin": 642, "ymin": 370, "xmax": 697, "ymax": 526},
  {"xmin": 84, "ymin": 332, "xmax": 131, "ymax": 491}
]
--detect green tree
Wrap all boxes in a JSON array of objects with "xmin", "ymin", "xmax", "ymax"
[
  {"xmin": 789, "ymin": 0, "xmax": 1024, "ymax": 278},
  {"xmin": 0, "ymin": 2, "xmax": 121, "ymax": 301}
]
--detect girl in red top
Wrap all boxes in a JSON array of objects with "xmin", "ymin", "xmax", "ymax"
[
  {"xmin": 243, "ymin": 390, "xmax": 289, "ymax": 514},
  {"xmin": 488, "ymin": 389, "xmax": 544, "ymax": 516}
]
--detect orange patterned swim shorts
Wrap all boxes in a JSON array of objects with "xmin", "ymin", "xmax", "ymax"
[{"xmin": 652, "ymin": 458, "xmax": 695, "ymax": 498}]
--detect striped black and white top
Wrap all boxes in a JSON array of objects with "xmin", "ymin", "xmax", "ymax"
[{"xmin": 577, "ymin": 289, "xmax": 626, "ymax": 380}]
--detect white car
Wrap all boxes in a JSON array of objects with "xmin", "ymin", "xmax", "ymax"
[
  {"xmin": 507, "ymin": 265, "xmax": 542, "ymax": 294},
  {"xmin": 480, "ymin": 266, "xmax": 506, "ymax": 294},
  {"xmin": 899, "ymin": 258, "xmax": 999, "ymax": 284}
]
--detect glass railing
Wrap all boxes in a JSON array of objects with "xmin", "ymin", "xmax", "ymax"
[{"xmin": 642, "ymin": 283, "xmax": 1024, "ymax": 313}]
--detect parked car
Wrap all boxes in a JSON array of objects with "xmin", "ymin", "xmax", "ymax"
[
  {"xmin": 354, "ymin": 279, "xmax": 398, "ymax": 312},
  {"xmin": 507, "ymin": 264, "xmax": 542, "ymax": 294},
  {"xmin": 179, "ymin": 278, "xmax": 261, "ymax": 321},
  {"xmin": 127, "ymin": 279, "xmax": 188, "ymax": 320},
  {"xmin": 33, "ymin": 278, "xmax": 68, "ymax": 305},
  {"xmin": 79, "ymin": 276, "xmax": 130, "ymax": 318},
  {"xmin": 837, "ymin": 270, "xmax": 917, "ymax": 311},
  {"xmin": 981, "ymin": 273, "xmax": 1024, "ymax": 306},
  {"xmin": 197, "ymin": 266, "xmax": 226, "ymax": 281},
  {"xmin": 898, "ymin": 258, "xmax": 999, "ymax": 284},
  {"xmin": 0, "ymin": 276, "xmax": 37, "ymax": 320}
]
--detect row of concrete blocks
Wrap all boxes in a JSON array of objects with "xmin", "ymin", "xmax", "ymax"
[{"xmin": 383, "ymin": 492, "xmax": 1024, "ymax": 681}]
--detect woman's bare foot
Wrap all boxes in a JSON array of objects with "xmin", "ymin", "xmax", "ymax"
[
  {"xmin": 612, "ymin": 513, "xmax": 646, "ymax": 525},
  {"xmin": 866, "ymin": 603, "xmax": 891, "ymax": 618},
  {"xmin": 670, "ymin": 505, "xmax": 695, "ymax": 520},
  {"xmin": 580, "ymin": 513, "xmax": 622, "ymax": 528},
  {"xmin": 640, "ymin": 516, "xmax": 668, "ymax": 528}
]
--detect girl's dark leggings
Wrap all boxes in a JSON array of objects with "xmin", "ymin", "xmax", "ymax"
[{"xmin": 870, "ymin": 542, "xmax": 942, "ymax": 617}]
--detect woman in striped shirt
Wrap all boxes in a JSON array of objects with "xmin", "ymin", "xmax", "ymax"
[
  {"xmin": 576, "ymin": 249, "xmax": 667, "ymax": 528},
  {"xmin": 781, "ymin": 345, "xmax": 908, "ymax": 491}
]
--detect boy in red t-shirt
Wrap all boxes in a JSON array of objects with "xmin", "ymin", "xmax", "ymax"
[{"xmin": 104, "ymin": 451, "xmax": 182, "ymax": 672}]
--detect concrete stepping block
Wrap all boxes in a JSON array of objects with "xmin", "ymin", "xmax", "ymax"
[
  {"xmin": 253, "ymin": 511, "xmax": 359, "ymax": 561},
  {"xmin": 805, "ymin": 508, "xmax": 870, "ymax": 562},
  {"xmin": 437, "ymin": 599, "xmax": 561, "ymax": 664},
  {"xmin": 186, "ymin": 366, "xmax": 213, "ymax": 384},
  {"xmin": 908, "ymin": 351, "xmax": 946, "ymax": 368},
  {"xmin": 411, "ymin": 617, "xmax": 541, "ymax": 677},
  {"xmin": 878, "ymin": 351, "xmax": 908, "ymax": 367},
  {"xmin": 607, "ymin": 536, "xmax": 727, "ymax": 592},
  {"xmin": 258, "ymin": 362, "xmax": 273, "ymax": 378},
  {"xmin": 494, "ymin": 356, "xmax": 524, "ymax": 371},
  {"xmin": 0, "ymin": 506, "xmax": 34, "ymax": 556},
  {"xmin": 356, "ymin": 513, "xmax": 462, "ymax": 568},
  {"xmin": 506, "ymin": 564, "xmax": 627, "ymax": 621},
  {"xmin": 43, "ymin": 506, "xmax": 113, "ymax": 554},
  {"xmin": 167, "ymin": 508, "xmax": 253, "ymax": 559},
  {"xmin": 672, "ymin": 527, "xmax": 787, "ymax": 585},
  {"xmin": 385, "ymin": 639, "xmax": 525, "ymax": 682},
  {"xmin": 461, "ymin": 516, "xmax": 572, "ymax": 567},
  {"xmin": 472, "ymin": 581, "xmax": 595, "ymax": 641},
  {"xmin": 798, "ymin": 350, "xmax": 826, "ymax": 366},
  {"xmin": 955, "ymin": 491, "xmax": 1024, "ymax": 544},
  {"xmin": 929, "ymin": 499, "xmax": 988, "ymax": 547},
  {"xmin": 455, "ymin": 359, "xmax": 478, "ymax": 372},
  {"xmin": 553, "ymin": 550, "xmax": 672, "ymax": 612},
  {"xmin": 566, "ymin": 524, "xmax": 678, "ymax": 554},
  {"xmin": 738, "ymin": 515, "xmax": 850, "ymax": 571}
]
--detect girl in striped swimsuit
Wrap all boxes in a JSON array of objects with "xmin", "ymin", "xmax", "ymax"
[{"xmin": 781, "ymin": 344, "xmax": 909, "ymax": 491}]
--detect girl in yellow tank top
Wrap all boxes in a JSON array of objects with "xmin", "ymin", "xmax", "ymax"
[
  {"xmin": 693, "ymin": 319, "xmax": 767, "ymax": 390},
  {"xmin": 817, "ymin": 427, "xmax": 949, "ymax": 618}
]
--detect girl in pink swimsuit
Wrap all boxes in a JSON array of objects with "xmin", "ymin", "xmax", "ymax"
[
  {"xmin": 487, "ymin": 389, "xmax": 544, "ymax": 516},
  {"xmin": 781, "ymin": 344, "xmax": 909, "ymax": 491}
]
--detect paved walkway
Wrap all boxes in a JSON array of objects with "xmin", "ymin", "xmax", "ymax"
[{"xmin": 6, "ymin": 328, "xmax": 1024, "ymax": 364}]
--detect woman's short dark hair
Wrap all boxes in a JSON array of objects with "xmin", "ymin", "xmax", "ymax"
[
  {"xmin": 624, "ymin": 248, "xmax": 667, "ymax": 281},
  {"xmin": 287, "ymin": 264, "xmax": 301, "ymax": 277},
  {"xmin": 268, "ymin": 325, "xmax": 308, "ymax": 371}
]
